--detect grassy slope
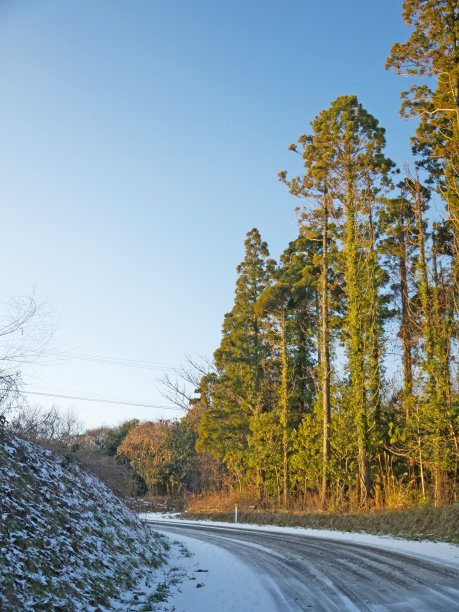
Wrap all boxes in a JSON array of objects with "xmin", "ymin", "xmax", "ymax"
[
  {"xmin": 183, "ymin": 505, "xmax": 459, "ymax": 544},
  {"xmin": 0, "ymin": 433, "xmax": 173, "ymax": 611}
]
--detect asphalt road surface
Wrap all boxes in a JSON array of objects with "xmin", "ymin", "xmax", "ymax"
[{"xmin": 147, "ymin": 520, "xmax": 459, "ymax": 611}]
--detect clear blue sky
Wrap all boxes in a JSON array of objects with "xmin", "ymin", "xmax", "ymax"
[{"xmin": 0, "ymin": 0, "xmax": 417, "ymax": 429}]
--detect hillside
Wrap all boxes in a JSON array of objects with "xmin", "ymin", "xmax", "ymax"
[{"xmin": 0, "ymin": 432, "xmax": 173, "ymax": 611}]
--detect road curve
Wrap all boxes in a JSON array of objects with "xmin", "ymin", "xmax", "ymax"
[{"xmin": 146, "ymin": 520, "xmax": 459, "ymax": 611}]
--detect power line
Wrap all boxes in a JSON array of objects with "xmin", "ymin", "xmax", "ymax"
[
  {"xmin": 23, "ymin": 390, "xmax": 183, "ymax": 411},
  {"xmin": 47, "ymin": 351, "xmax": 180, "ymax": 371},
  {"xmin": 44, "ymin": 350, "xmax": 179, "ymax": 370}
]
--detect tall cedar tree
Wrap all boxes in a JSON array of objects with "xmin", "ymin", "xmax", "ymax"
[
  {"xmin": 277, "ymin": 237, "xmax": 317, "ymax": 422},
  {"xmin": 380, "ymin": 189, "xmax": 418, "ymax": 411},
  {"xmin": 279, "ymin": 130, "xmax": 340, "ymax": 505},
  {"xmin": 197, "ymin": 228, "xmax": 274, "ymax": 492},
  {"xmin": 386, "ymin": 0, "xmax": 459, "ymax": 289},
  {"xmin": 379, "ymin": 183, "xmax": 430, "ymax": 493},
  {"xmin": 282, "ymin": 96, "xmax": 393, "ymax": 502},
  {"xmin": 406, "ymin": 177, "xmax": 458, "ymax": 503},
  {"xmin": 255, "ymin": 247, "xmax": 315, "ymax": 507},
  {"xmin": 313, "ymin": 96, "xmax": 393, "ymax": 501},
  {"xmin": 255, "ymin": 280, "xmax": 291, "ymax": 507}
]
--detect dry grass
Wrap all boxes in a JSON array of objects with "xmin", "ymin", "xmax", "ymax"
[
  {"xmin": 186, "ymin": 490, "xmax": 259, "ymax": 513},
  {"xmin": 183, "ymin": 494, "xmax": 459, "ymax": 544}
]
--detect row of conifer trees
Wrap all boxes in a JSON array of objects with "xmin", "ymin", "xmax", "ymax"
[
  {"xmin": 190, "ymin": 1, "xmax": 458, "ymax": 509},
  {"xmin": 117, "ymin": 1, "xmax": 458, "ymax": 509}
]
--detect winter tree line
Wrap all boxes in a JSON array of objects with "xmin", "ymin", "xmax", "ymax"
[
  {"xmin": 104, "ymin": 1, "xmax": 457, "ymax": 511},
  {"xmin": 2, "ymin": 1, "xmax": 458, "ymax": 512}
]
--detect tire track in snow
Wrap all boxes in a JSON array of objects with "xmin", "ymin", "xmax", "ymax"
[{"xmin": 147, "ymin": 521, "xmax": 459, "ymax": 611}]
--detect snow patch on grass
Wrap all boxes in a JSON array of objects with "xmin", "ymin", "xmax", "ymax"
[{"xmin": 0, "ymin": 433, "xmax": 175, "ymax": 610}]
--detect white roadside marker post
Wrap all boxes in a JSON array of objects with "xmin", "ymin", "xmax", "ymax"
[{"xmin": 235, "ymin": 504, "xmax": 238, "ymax": 524}]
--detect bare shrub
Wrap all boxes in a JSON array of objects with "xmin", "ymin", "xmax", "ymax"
[
  {"xmin": 0, "ymin": 294, "xmax": 52, "ymax": 420},
  {"xmin": 7, "ymin": 404, "xmax": 82, "ymax": 453}
]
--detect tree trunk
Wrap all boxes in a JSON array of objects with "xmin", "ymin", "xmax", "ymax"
[
  {"xmin": 345, "ymin": 185, "xmax": 371, "ymax": 503},
  {"xmin": 280, "ymin": 309, "xmax": 289, "ymax": 509},
  {"xmin": 398, "ymin": 202, "xmax": 413, "ymax": 411},
  {"xmin": 321, "ymin": 197, "xmax": 331, "ymax": 508},
  {"xmin": 367, "ymin": 198, "xmax": 382, "ymax": 428}
]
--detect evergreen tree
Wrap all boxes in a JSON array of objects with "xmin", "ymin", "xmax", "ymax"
[
  {"xmin": 387, "ymin": 9, "xmax": 459, "ymax": 497},
  {"xmin": 386, "ymin": 0, "xmax": 459, "ymax": 284},
  {"xmin": 277, "ymin": 237, "xmax": 318, "ymax": 421},
  {"xmin": 197, "ymin": 228, "xmax": 275, "ymax": 493},
  {"xmin": 282, "ymin": 96, "xmax": 393, "ymax": 503},
  {"xmin": 407, "ymin": 176, "xmax": 458, "ymax": 503},
  {"xmin": 380, "ymin": 189, "xmax": 418, "ymax": 413},
  {"xmin": 280, "ymin": 130, "xmax": 340, "ymax": 505},
  {"xmin": 97, "ymin": 419, "xmax": 140, "ymax": 456},
  {"xmin": 255, "ymin": 246, "xmax": 315, "ymax": 507}
]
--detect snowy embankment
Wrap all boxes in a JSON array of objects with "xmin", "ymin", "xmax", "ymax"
[
  {"xmin": 0, "ymin": 433, "xmax": 175, "ymax": 611},
  {"xmin": 140, "ymin": 512, "xmax": 459, "ymax": 571}
]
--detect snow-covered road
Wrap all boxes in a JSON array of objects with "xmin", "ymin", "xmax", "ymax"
[{"xmin": 143, "ymin": 516, "xmax": 459, "ymax": 611}]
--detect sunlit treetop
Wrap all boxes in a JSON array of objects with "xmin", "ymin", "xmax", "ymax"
[{"xmin": 386, "ymin": 0, "xmax": 458, "ymax": 78}]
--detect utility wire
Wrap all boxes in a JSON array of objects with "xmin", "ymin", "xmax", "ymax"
[
  {"xmin": 23, "ymin": 390, "xmax": 183, "ymax": 411},
  {"xmin": 47, "ymin": 351, "xmax": 179, "ymax": 371}
]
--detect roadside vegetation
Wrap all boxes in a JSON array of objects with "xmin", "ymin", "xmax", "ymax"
[{"xmin": 183, "ymin": 497, "xmax": 459, "ymax": 545}]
